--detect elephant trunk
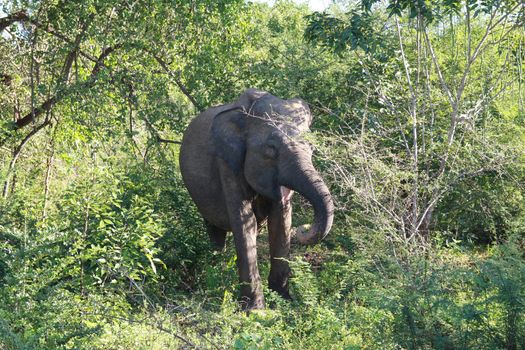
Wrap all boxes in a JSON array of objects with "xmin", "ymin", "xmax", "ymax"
[{"xmin": 280, "ymin": 158, "xmax": 334, "ymax": 245}]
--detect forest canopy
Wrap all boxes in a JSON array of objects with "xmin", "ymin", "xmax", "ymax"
[{"xmin": 1, "ymin": 0, "xmax": 525, "ymax": 349}]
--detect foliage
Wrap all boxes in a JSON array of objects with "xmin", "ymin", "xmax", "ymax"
[{"xmin": 1, "ymin": 0, "xmax": 525, "ymax": 349}]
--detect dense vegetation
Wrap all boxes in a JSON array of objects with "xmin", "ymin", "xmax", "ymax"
[{"xmin": 1, "ymin": 0, "xmax": 524, "ymax": 348}]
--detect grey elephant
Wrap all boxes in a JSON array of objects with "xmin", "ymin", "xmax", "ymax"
[{"xmin": 179, "ymin": 89, "xmax": 333, "ymax": 310}]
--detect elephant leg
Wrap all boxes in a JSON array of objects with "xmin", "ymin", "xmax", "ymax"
[
  {"xmin": 268, "ymin": 201, "xmax": 292, "ymax": 300},
  {"xmin": 230, "ymin": 207, "xmax": 264, "ymax": 310},
  {"xmin": 205, "ymin": 220, "xmax": 227, "ymax": 251},
  {"xmin": 219, "ymin": 166, "xmax": 264, "ymax": 310}
]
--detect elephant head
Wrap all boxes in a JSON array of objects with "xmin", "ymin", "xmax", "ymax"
[{"xmin": 211, "ymin": 89, "xmax": 334, "ymax": 245}]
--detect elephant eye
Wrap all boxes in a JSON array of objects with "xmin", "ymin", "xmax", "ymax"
[{"xmin": 263, "ymin": 144, "xmax": 277, "ymax": 159}]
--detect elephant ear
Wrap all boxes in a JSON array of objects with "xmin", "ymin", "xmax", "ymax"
[
  {"xmin": 289, "ymin": 98, "xmax": 313, "ymax": 129},
  {"xmin": 235, "ymin": 88, "xmax": 268, "ymax": 112},
  {"xmin": 211, "ymin": 109, "xmax": 247, "ymax": 174}
]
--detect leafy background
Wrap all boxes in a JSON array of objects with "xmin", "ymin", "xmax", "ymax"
[{"xmin": 0, "ymin": 0, "xmax": 524, "ymax": 349}]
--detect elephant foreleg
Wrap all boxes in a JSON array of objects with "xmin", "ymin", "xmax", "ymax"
[
  {"xmin": 219, "ymin": 164, "xmax": 264, "ymax": 310},
  {"xmin": 229, "ymin": 202, "xmax": 264, "ymax": 310},
  {"xmin": 268, "ymin": 201, "xmax": 292, "ymax": 300}
]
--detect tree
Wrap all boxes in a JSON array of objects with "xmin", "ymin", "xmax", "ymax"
[{"xmin": 305, "ymin": 0, "xmax": 525, "ymax": 243}]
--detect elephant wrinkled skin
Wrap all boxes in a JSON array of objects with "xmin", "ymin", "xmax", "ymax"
[{"xmin": 179, "ymin": 89, "xmax": 334, "ymax": 310}]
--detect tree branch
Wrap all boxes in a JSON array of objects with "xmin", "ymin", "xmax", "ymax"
[
  {"xmin": 0, "ymin": 10, "xmax": 27, "ymax": 31},
  {"xmin": 149, "ymin": 52, "xmax": 203, "ymax": 111},
  {"xmin": 13, "ymin": 22, "xmax": 93, "ymax": 130},
  {"xmin": 15, "ymin": 96, "xmax": 57, "ymax": 129},
  {"xmin": 1, "ymin": 10, "xmax": 97, "ymax": 62},
  {"xmin": 158, "ymin": 138, "xmax": 182, "ymax": 145},
  {"xmin": 142, "ymin": 117, "xmax": 182, "ymax": 145},
  {"xmin": 9, "ymin": 46, "xmax": 117, "ymax": 134},
  {"xmin": 3, "ymin": 118, "xmax": 51, "ymax": 198},
  {"xmin": 423, "ymin": 29, "xmax": 455, "ymax": 108}
]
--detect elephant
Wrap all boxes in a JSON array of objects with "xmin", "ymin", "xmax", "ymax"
[{"xmin": 179, "ymin": 89, "xmax": 334, "ymax": 310}]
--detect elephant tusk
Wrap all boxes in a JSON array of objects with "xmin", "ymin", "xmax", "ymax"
[{"xmin": 280, "ymin": 186, "xmax": 294, "ymax": 206}]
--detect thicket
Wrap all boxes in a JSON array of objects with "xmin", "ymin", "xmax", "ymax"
[{"xmin": 0, "ymin": 0, "xmax": 524, "ymax": 349}]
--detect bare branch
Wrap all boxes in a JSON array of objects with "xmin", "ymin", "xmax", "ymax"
[{"xmin": 423, "ymin": 29, "xmax": 455, "ymax": 107}]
